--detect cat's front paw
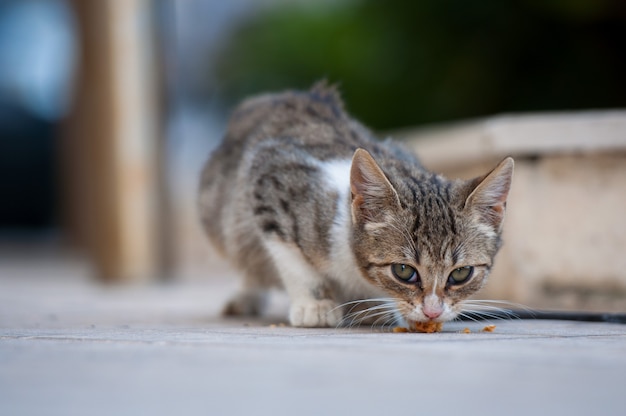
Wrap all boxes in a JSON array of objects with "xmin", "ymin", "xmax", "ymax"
[{"xmin": 289, "ymin": 299, "xmax": 342, "ymax": 328}]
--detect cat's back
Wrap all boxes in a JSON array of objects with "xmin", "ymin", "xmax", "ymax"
[
  {"xmin": 223, "ymin": 81, "xmax": 380, "ymax": 161},
  {"xmin": 199, "ymin": 83, "xmax": 346, "ymax": 248},
  {"xmin": 198, "ymin": 82, "xmax": 424, "ymax": 253}
]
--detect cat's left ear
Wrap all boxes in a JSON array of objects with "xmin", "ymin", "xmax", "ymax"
[
  {"xmin": 464, "ymin": 157, "xmax": 514, "ymax": 232},
  {"xmin": 350, "ymin": 148, "xmax": 401, "ymax": 224}
]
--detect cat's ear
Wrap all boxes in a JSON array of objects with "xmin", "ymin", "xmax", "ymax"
[
  {"xmin": 464, "ymin": 157, "xmax": 514, "ymax": 232},
  {"xmin": 350, "ymin": 148, "xmax": 401, "ymax": 224}
]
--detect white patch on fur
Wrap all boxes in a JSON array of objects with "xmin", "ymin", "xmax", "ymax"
[
  {"xmin": 320, "ymin": 159, "xmax": 352, "ymax": 197},
  {"xmin": 319, "ymin": 159, "xmax": 387, "ymax": 301},
  {"xmin": 263, "ymin": 240, "xmax": 321, "ymax": 298},
  {"xmin": 264, "ymin": 240, "xmax": 343, "ymax": 327}
]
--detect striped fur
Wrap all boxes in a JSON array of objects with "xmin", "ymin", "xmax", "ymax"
[{"xmin": 199, "ymin": 82, "xmax": 513, "ymax": 327}]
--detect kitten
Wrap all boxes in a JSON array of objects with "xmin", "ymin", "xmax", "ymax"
[{"xmin": 198, "ymin": 81, "xmax": 514, "ymax": 328}]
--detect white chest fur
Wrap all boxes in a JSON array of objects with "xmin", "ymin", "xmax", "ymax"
[{"xmin": 319, "ymin": 159, "xmax": 386, "ymax": 301}]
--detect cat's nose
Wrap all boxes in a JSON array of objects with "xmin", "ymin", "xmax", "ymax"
[
  {"xmin": 423, "ymin": 308, "xmax": 442, "ymax": 319},
  {"xmin": 423, "ymin": 294, "xmax": 443, "ymax": 319}
]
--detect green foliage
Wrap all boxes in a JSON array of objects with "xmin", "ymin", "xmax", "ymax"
[{"xmin": 212, "ymin": 0, "xmax": 626, "ymax": 129}]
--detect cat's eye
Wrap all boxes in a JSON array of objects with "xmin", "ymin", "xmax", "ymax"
[
  {"xmin": 391, "ymin": 264, "xmax": 419, "ymax": 283},
  {"xmin": 448, "ymin": 266, "xmax": 474, "ymax": 284}
]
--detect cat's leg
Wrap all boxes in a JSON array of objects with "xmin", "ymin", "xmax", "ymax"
[
  {"xmin": 222, "ymin": 244, "xmax": 278, "ymax": 317},
  {"xmin": 222, "ymin": 278, "xmax": 268, "ymax": 317},
  {"xmin": 264, "ymin": 240, "xmax": 343, "ymax": 327}
]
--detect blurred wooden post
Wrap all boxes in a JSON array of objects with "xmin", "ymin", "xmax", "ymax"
[{"xmin": 64, "ymin": 0, "xmax": 161, "ymax": 282}]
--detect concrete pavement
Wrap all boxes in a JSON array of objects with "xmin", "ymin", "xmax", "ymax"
[{"xmin": 1, "ymin": 258, "xmax": 625, "ymax": 416}]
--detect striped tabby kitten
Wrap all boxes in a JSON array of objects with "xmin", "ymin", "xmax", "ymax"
[{"xmin": 199, "ymin": 82, "xmax": 514, "ymax": 328}]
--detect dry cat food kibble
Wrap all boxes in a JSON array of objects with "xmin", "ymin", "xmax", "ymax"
[
  {"xmin": 392, "ymin": 326, "xmax": 410, "ymax": 333},
  {"xmin": 460, "ymin": 325, "xmax": 496, "ymax": 333},
  {"xmin": 393, "ymin": 321, "xmax": 443, "ymax": 333},
  {"xmin": 414, "ymin": 321, "xmax": 443, "ymax": 333}
]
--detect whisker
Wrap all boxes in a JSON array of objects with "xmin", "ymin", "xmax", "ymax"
[
  {"xmin": 462, "ymin": 309, "xmax": 512, "ymax": 321},
  {"xmin": 373, "ymin": 312, "xmax": 399, "ymax": 330},
  {"xmin": 352, "ymin": 310, "xmax": 395, "ymax": 327},
  {"xmin": 459, "ymin": 299, "xmax": 535, "ymax": 321},
  {"xmin": 462, "ymin": 299, "xmax": 535, "ymax": 312},
  {"xmin": 454, "ymin": 311, "xmax": 482, "ymax": 324},
  {"xmin": 343, "ymin": 307, "xmax": 396, "ymax": 325},
  {"xmin": 332, "ymin": 298, "xmax": 397, "ymax": 328},
  {"xmin": 383, "ymin": 315, "xmax": 401, "ymax": 331},
  {"xmin": 331, "ymin": 298, "xmax": 396, "ymax": 313},
  {"xmin": 341, "ymin": 304, "xmax": 398, "ymax": 328},
  {"xmin": 457, "ymin": 307, "xmax": 518, "ymax": 323},
  {"xmin": 462, "ymin": 305, "xmax": 517, "ymax": 317}
]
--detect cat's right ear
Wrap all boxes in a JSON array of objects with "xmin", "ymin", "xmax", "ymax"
[
  {"xmin": 464, "ymin": 157, "xmax": 514, "ymax": 233},
  {"xmin": 350, "ymin": 149, "xmax": 401, "ymax": 224}
]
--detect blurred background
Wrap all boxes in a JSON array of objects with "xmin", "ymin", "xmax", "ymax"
[{"xmin": 1, "ymin": 0, "xmax": 625, "ymax": 310}]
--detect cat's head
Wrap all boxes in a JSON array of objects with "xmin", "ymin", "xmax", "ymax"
[{"xmin": 349, "ymin": 148, "xmax": 514, "ymax": 325}]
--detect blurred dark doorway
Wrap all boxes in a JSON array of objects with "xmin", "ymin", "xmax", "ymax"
[{"xmin": 0, "ymin": 0, "xmax": 76, "ymax": 238}]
